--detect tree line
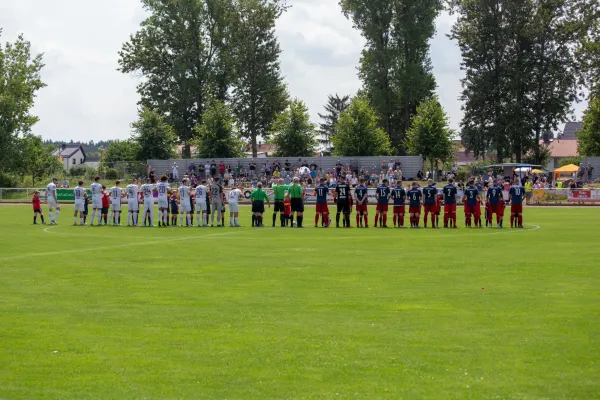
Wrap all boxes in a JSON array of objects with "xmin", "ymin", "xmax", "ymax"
[{"xmin": 1, "ymin": 0, "xmax": 599, "ymax": 186}]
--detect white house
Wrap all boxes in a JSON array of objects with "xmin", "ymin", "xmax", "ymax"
[{"xmin": 53, "ymin": 144, "xmax": 86, "ymax": 171}]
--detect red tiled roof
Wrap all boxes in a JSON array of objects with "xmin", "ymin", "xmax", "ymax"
[{"xmin": 546, "ymin": 140, "xmax": 578, "ymax": 158}]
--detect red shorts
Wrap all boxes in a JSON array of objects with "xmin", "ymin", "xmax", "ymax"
[
  {"xmin": 355, "ymin": 204, "xmax": 367, "ymax": 213},
  {"xmin": 409, "ymin": 205, "xmax": 421, "ymax": 214},
  {"xmin": 424, "ymin": 204, "xmax": 435, "ymax": 214},
  {"xmin": 464, "ymin": 205, "xmax": 478, "ymax": 215},
  {"xmin": 376, "ymin": 204, "xmax": 388, "ymax": 212},
  {"xmin": 474, "ymin": 205, "xmax": 482, "ymax": 217},
  {"xmin": 316, "ymin": 203, "xmax": 329, "ymax": 213},
  {"xmin": 511, "ymin": 204, "xmax": 523, "ymax": 214},
  {"xmin": 432, "ymin": 205, "xmax": 441, "ymax": 214},
  {"xmin": 489, "ymin": 204, "xmax": 501, "ymax": 214},
  {"xmin": 444, "ymin": 203, "xmax": 457, "ymax": 213},
  {"xmin": 393, "ymin": 205, "xmax": 405, "ymax": 215}
]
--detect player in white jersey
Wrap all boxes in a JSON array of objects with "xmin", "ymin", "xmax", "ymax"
[
  {"xmin": 125, "ymin": 179, "xmax": 140, "ymax": 226},
  {"xmin": 194, "ymin": 180, "xmax": 209, "ymax": 227},
  {"xmin": 156, "ymin": 175, "xmax": 170, "ymax": 227},
  {"xmin": 90, "ymin": 177, "xmax": 103, "ymax": 226},
  {"xmin": 46, "ymin": 178, "xmax": 60, "ymax": 224},
  {"xmin": 73, "ymin": 180, "xmax": 88, "ymax": 225},
  {"xmin": 109, "ymin": 181, "xmax": 124, "ymax": 226},
  {"xmin": 178, "ymin": 179, "xmax": 192, "ymax": 227},
  {"xmin": 227, "ymin": 186, "xmax": 243, "ymax": 227},
  {"xmin": 210, "ymin": 180, "xmax": 223, "ymax": 227},
  {"xmin": 140, "ymin": 178, "xmax": 156, "ymax": 227}
]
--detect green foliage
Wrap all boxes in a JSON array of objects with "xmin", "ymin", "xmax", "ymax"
[
  {"xmin": 270, "ymin": 99, "xmax": 317, "ymax": 157},
  {"xmin": 193, "ymin": 98, "xmax": 243, "ymax": 158},
  {"xmin": 68, "ymin": 166, "xmax": 88, "ymax": 177},
  {"xmin": 578, "ymin": 97, "xmax": 600, "ymax": 156},
  {"xmin": 131, "ymin": 107, "xmax": 176, "ymax": 161},
  {"xmin": 0, "ymin": 31, "xmax": 46, "ymax": 172},
  {"xmin": 318, "ymin": 93, "xmax": 351, "ymax": 146},
  {"xmin": 105, "ymin": 169, "xmax": 118, "ymax": 181},
  {"xmin": 339, "ymin": 0, "xmax": 441, "ymax": 153},
  {"xmin": 231, "ymin": 0, "xmax": 288, "ymax": 157},
  {"xmin": 558, "ymin": 156, "xmax": 583, "ymax": 168},
  {"xmin": 102, "ymin": 140, "xmax": 139, "ymax": 164},
  {"xmin": 0, "ymin": 171, "xmax": 18, "ymax": 188},
  {"xmin": 450, "ymin": 0, "xmax": 586, "ymax": 163},
  {"xmin": 118, "ymin": 0, "xmax": 236, "ymax": 158},
  {"xmin": 18, "ymin": 134, "xmax": 62, "ymax": 186},
  {"xmin": 405, "ymin": 96, "xmax": 455, "ymax": 178},
  {"xmin": 333, "ymin": 96, "xmax": 391, "ymax": 156}
]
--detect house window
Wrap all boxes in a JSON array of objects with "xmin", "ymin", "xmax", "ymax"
[
  {"xmin": 73, "ymin": 158, "xmax": 76, "ymax": 165},
  {"xmin": 81, "ymin": 158, "xmax": 84, "ymax": 164}
]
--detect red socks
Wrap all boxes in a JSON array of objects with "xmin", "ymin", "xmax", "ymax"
[{"xmin": 383, "ymin": 215, "xmax": 387, "ymax": 226}]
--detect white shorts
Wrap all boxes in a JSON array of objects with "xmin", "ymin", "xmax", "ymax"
[
  {"xmin": 92, "ymin": 197, "xmax": 103, "ymax": 209},
  {"xmin": 111, "ymin": 201, "xmax": 121, "ymax": 211},
  {"xmin": 47, "ymin": 199, "xmax": 59, "ymax": 209},
  {"xmin": 158, "ymin": 197, "xmax": 169, "ymax": 209},
  {"xmin": 74, "ymin": 201, "xmax": 85, "ymax": 212},
  {"xmin": 229, "ymin": 203, "xmax": 239, "ymax": 213},
  {"xmin": 180, "ymin": 202, "xmax": 191, "ymax": 213},
  {"xmin": 196, "ymin": 201, "xmax": 208, "ymax": 212},
  {"xmin": 212, "ymin": 200, "xmax": 222, "ymax": 210},
  {"xmin": 128, "ymin": 199, "xmax": 139, "ymax": 211},
  {"xmin": 143, "ymin": 201, "xmax": 154, "ymax": 212}
]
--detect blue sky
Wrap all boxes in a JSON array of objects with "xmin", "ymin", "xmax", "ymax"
[{"xmin": 0, "ymin": 0, "xmax": 588, "ymax": 142}]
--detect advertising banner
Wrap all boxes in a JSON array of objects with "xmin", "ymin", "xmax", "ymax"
[{"xmin": 568, "ymin": 189, "xmax": 600, "ymax": 203}]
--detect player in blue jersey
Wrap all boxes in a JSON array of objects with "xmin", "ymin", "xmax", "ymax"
[
  {"xmin": 313, "ymin": 178, "xmax": 330, "ymax": 227},
  {"xmin": 407, "ymin": 182, "xmax": 423, "ymax": 228},
  {"xmin": 390, "ymin": 181, "xmax": 406, "ymax": 228},
  {"xmin": 443, "ymin": 178, "xmax": 458, "ymax": 228},
  {"xmin": 462, "ymin": 180, "xmax": 480, "ymax": 228},
  {"xmin": 508, "ymin": 177, "xmax": 525, "ymax": 228},
  {"xmin": 375, "ymin": 179, "xmax": 391, "ymax": 228},
  {"xmin": 486, "ymin": 178, "xmax": 504, "ymax": 228},
  {"xmin": 422, "ymin": 179, "xmax": 438, "ymax": 228},
  {"xmin": 354, "ymin": 178, "xmax": 369, "ymax": 227}
]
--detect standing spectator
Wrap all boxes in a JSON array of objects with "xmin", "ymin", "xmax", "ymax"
[
  {"xmin": 388, "ymin": 159, "xmax": 394, "ymax": 171},
  {"xmin": 249, "ymin": 160, "xmax": 256, "ymax": 176},
  {"xmin": 301, "ymin": 159, "xmax": 309, "ymax": 168},
  {"xmin": 149, "ymin": 168, "xmax": 156, "ymax": 184},
  {"xmin": 265, "ymin": 162, "xmax": 272, "ymax": 177},
  {"xmin": 62, "ymin": 178, "xmax": 69, "ymax": 188},
  {"xmin": 204, "ymin": 160, "xmax": 211, "ymax": 178},
  {"xmin": 588, "ymin": 163, "xmax": 594, "ymax": 183},
  {"xmin": 172, "ymin": 162, "xmax": 179, "ymax": 180},
  {"xmin": 236, "ymin": 160, "xmax": 243, "ymax": 177},
  {"xmin": 335, "ymin": 160, "xmax": 343, "ymax": 177},
  {"xmin": 284, "ymin": 159, "xmax": 291, "ymax": 173},
  {"xmin": 218, "ymin": 161, "xmax": 225, "ymax": 176},
  {"xmin": 310, "ymin": 160, "xmax": 318, "ymax": 171},
  {"xmin": 199, "ymin": 162, "xmax": 205, "ymax": 177},
  {"xmin": 210, "ymin": 160, "xmax": 217, "ymax": 177},
  {"xmin": 188, "ymin": 162, "xmax": 196, "ymax": 174}
]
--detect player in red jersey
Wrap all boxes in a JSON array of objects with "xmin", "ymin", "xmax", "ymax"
[
  {"xmin": 442, "ymin": 178, "xmax": 458, "ymax": 228},
  {"xmin": 474, "ymin": 197, "xmax": 483, "ymax": 227},
  {"xmin": 432, "ymin": 191, "xmax": 442, "ymax": 228},
  {"xmin": 407, "ymin": 182, "xmax": 423, "ymax": 228},
  {"xmin": 101, "ymin": 185, "xmax": 110, "ymax": 225},
  {"xmin": 283, "ymin": 194, "xmax": 292, "ymax": 227},
  {"xmin": 509, "ymin": 177, "xmax": 525, "ymax": 228},
  {"xmin": 31, "ymin": 190, "xmax": 45, "ymax": 224}
]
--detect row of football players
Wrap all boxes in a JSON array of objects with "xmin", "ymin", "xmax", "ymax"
[{"xmin": 309, "ymin": 176, "xmax": 525, "ymax": 229}]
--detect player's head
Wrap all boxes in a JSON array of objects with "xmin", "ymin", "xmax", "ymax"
[
  {"xmin": 132, "ymin": 179, "xmax": 137, "ymax": 184},
  {"xmin": 396, "ymin": 180, "xmax": 402, "ymax": 187},
  {"xmin": 201, "ymin": 179, "xmax": 206, "ymax": 184},
  {"xmin": 428, "ymin": 179, "xmax": 433, "ymax": 185},
  {"xmin": 34, "ymin": 190, "xmax": 39, "ymax": 195},
  {"xmin": 412, "ymin": 182, "xmax": 418, "ymax": 188},
  {"xmin": 182, "ymin": 178, "xmax": 188, "ymax": 184},
  {"xmin": 257, "ymin": 182, "xmax": 263, "ymax": 189},
  {"xmin": 448, "ymin": 178, "xmax": 454, "ymax": 183},
  {"xmin": 52, "ymin": 177, "xmax": 59, "ymax": 184},
  {"xmin": 161, "ymin": 175, "xmax": 168, "ymax": 182},
  {"xmin": 339, "ymin": 175, "xmax": 346, "ymax": 182},
  {"xmin": 359, "ymin": 178, "xmax": 364, "ymax": 184},
  {"xmin": 94, "ymin": 177, "xmax": 100, "ymax": 182},
  {"xmin": 293, "ymin": 177, "xmax": 300, "ymax": 183},
  {"xmin": 102, "ymin": 185, "xmax": 106, "ymax": 190},
  {"xmin": 513, "ymin": 177, "xmax": 519, "ymax": 184},
  {"xmin": 78, "ymin": 180, "xmax": 84, "ymax": 186},
  {"xmin": 146, "ymin": 178, "xmax": 151, "ymax": 183},
  {"xmin": 468, "ymin": 179, "xmax": 474, "ymax": 186},
  {"xmin": 320, "ymin": 178, "xmax": 326, "ymax": 184},
  {"xmin": 493, "ymin": 178, "xmax": 498, "ymax": 185},
  {"xmin": 115, "ymin": 180, "xmax": 121, "ymax": 186},
  {"xmin": 383, "ymin": 179, "xmax": 388, "ymax": 185}
]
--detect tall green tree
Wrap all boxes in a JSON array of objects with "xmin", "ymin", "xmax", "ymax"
[
  {"xmin": 231, "ymin": 0, "xmax": 288, "ymax": 158},
  {"xmin": 332, "ymin": 96, "xmax": 391, "ymax": 156},
  {"xmin": 270, "ymin": 99, "xmax": 317, "ymax": 157},
  {"xmin": 193, "ymin": 98, "xmax": 243, "ymax": 158},
  {"xmin": 0, "ymin": 31, "xmax": 45, "ymax": 171},
  {"xmin": 102, "ymin": 140, "xmax": 140, "ymax": 164},
  {"xmin": 578, "ymin": 96, "xmax": 600, "ymax": 157},
  {"xmin": 18, "ymin": 134, "xmax": 62, "ymax": 185},
  {"xmin": 131, "ymin": 107, "xmax": 177, "ymax": 161},
  {"xmin": 404, "ymin": 96, "xmax": 454, "ymax": 179},
  {"xmin": 118, "ymin": 0, "xmax": 235, "ymax": 158},
  {"xmin": 317, "ymin": 93, "xmax": 351, "ymax": 147},
  {"xmin": 340, "ymin": 0, "xmax": 441, "ymax": 153}
]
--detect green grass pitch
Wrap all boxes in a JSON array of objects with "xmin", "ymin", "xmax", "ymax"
[{"xmin": 0, "ymin": 205, "xmax": 599, "ymax": 399}]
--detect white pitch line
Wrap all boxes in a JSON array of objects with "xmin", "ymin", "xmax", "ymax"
[
  {"xmin": 41, "ymin": 225, "xmax": 237, "ymax": 239},
  {"xmin": 0, "ymin": 230, "xmax": 242, "ymax": 261}
]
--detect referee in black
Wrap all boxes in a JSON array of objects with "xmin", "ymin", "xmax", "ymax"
[{"xmin": 335, "ymin": 175, "xmax": 352, "ymax": 228}]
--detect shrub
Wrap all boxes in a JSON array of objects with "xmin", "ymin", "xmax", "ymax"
[
  {"xmin": 0, "ymin": 172, "xmax": 18, "ymax": 188},
  {"xmin": 105, "ymin": 169, "xmax": 118, "ymax": 180}
]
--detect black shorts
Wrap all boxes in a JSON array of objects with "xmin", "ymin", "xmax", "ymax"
[
  {"xmin": 291, "ymin": 198, "xmax": 304, "ymax": 212},
  {"xmin": 33, "ymin": 208, "xmax": 42, "ymax": 213},
  {"xmin": 274, "ymin": 200, "xmax": 285, "ymax": 212},
  {"xmin": 102, "ymin": 207, "xmax": 109, "ymax": 214},
  {"xmin": 252, "ymin": 201, "xmax": 265, "ymax": 213},
  {"xmin": 337, "ymin": 200, "xmax": 350, "ymax": 213}
]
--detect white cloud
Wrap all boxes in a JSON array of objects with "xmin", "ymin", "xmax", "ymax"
[{"xmin": 0, "ymin": 0, "xmax": 587, "ymax": 142}]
